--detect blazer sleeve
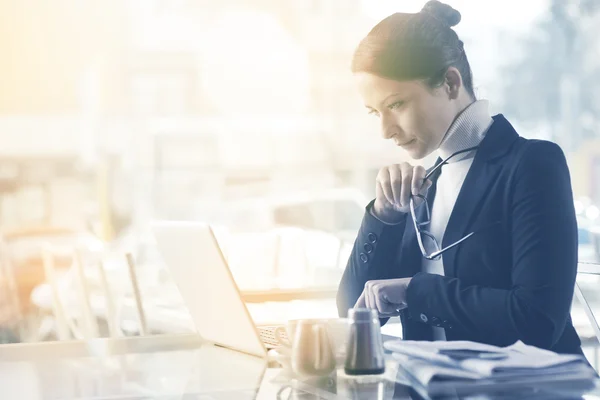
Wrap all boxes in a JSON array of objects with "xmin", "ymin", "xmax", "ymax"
[
  {"xmin": 336, "ymin": 200, "xmax": 408, "ymax": 318},
  {"xmin": 405, "ymin": 141, "xmax": 578, "ymax": 349}
]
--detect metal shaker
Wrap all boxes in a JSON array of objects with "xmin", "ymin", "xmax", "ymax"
[{"xmin": 344, "ymin": 308, "xmax": 386, "ymax": 375}]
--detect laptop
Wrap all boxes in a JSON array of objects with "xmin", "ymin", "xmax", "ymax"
[{"xmin": 151, "ymin": 221, "xmax": 287, "ymax": 358}]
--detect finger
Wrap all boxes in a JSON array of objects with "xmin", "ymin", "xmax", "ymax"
[
  {"xmin": 354, "ymin": 290, "xmax": 366, "ymax": 309},
  {"xmin": 377, "ymin": 169, "xmax": 395, "ymax": 207},
  {"xmin": 388, "ymin": 166, "xmax": 402, "ymax": 207},
  {"xmin": 364, "ymin": 282, "xmax": 372, "ymax": 309},
  {"xmin": 413, "ymin": 179, "xmax": 433, "ymax": 208},
  {"xmin": 412, "ymin": 165, "xmax": 427, "ymax": 196},
  {"xmin": 363, "ymin": 282, "xmax": 371, "ymax": 309},
  {"xmin": 368, "ymin": 289, "xmax": 378, "ymax": 311},
  {"xmin": 373, "ymin": 284, "xmax": 397, "ymax": 315},
  {"xmin": 365, "ymin": 282, "xmax": 377, "ymax": 310},
  {"xmin": 422, "ymin": 178, "xmax": 433, "ymax": 194},
  {"xmin": 399, "ymin": 163, "xmax": 413, "ymax": 208},
  {"xmin": 375, "ymin": 180, "xmax": 389, "ymax": 209}
]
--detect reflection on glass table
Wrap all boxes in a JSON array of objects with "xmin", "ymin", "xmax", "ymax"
[
  {"xmin": 0, "ymin": 334, "xmax": 599, "ymax": 400},
  {"xmin": 0, "ymin": 335, "xmax": 269, "ymax": 399}
]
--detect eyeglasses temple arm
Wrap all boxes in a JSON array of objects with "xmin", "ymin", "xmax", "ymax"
[{"xmin": 423, "ymin": 145, "xmax": 480, "ymax": 182}]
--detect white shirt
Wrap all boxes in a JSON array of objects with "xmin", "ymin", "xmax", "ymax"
[{"xmin": 422, "ymin": 100, "xmax": 493, "ymax": 340}]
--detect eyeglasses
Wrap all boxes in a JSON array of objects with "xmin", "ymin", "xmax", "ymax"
[{"xmin": 409, "ymin": 146, "xmax": 480, "ymax": 260}]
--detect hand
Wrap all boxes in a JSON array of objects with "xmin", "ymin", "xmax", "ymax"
[
  {"xmin": 354, "ymin": 278, "xmax": 412, "ymax": 316},
  {"xmin": 373, "ymin": 163, "xmax": 432, "ymax": 220}
]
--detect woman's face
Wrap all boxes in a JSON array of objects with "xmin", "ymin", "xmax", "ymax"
[{"xmin": 355, "ymin": 72, "xmax": 458, "ymax": 159}]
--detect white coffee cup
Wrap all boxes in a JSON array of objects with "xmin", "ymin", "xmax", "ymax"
[{"xmin": 275, "ymin": 318, "xmax": 350, "ymax": 366}]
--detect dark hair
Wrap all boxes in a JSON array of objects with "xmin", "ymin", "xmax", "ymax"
[{"xmin": 351, "ymin": 0, "xmax": 475, "ymax": 99}]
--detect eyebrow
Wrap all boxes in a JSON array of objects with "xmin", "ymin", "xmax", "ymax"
[
  {"xmin": 382, "ymin": 92, "xmax": 404, "ymax": 104},
  {"xmin": 365, "ymin": 92, "xmax": 405, "ymax": 110}
]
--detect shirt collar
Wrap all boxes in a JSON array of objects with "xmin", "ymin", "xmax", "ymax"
[{"xmin": 437, "ymin": 100, "xmax": 494, "ymax": 162}]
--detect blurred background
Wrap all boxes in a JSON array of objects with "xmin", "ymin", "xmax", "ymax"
[{"xmin": 0, "ymin": 0, "xmax": 599, "ymax": 367}]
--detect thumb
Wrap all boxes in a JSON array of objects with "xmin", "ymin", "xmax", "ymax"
[
  {"xmin": 354, "ymin": 290, "xmax": 366, "ymax": 309},
  {"xmin": 420, "ymin": 178, "xmax": 433, "ymax": 195}
]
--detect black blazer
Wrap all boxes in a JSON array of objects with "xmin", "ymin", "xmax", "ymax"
[{"xmin": 337, "ymin": 114, "xmax": 583, "ymax": 356}]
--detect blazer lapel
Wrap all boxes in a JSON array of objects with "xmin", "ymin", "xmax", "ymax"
[
  {"xmin": 442, "ymin": 115, "xmax": 519, "ymax": 277},
  {"xmin": 441, "ymin": 156, "xmax": 502, "ymax": 276}
]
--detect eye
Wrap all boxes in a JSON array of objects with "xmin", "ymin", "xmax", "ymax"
[
  {"xmin": 367, "ymin": 108, "xmax": 380, "ymax": 117},
  {"xmin": 388, "ymin": 100, "xmax": 405, "ymax": 110}
]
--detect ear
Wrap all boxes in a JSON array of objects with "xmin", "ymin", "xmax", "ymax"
[{"xmin": 444, "ymin": 67, "xmax": 463, "ymax": 100}]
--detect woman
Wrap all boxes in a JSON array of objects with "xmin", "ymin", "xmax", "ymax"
[{"xmin": 337, "ymin": 1, "xmax": 583, "ymax": 355}]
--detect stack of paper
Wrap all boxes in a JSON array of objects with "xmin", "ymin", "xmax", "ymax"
[{"xmin": 384, "ymin": 340, "xmax": 597, "ymax": 390}]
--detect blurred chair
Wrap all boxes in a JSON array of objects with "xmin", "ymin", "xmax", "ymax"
[
  {"xmin": 40, "ymin": 244, "xmax": 78, "ymax": 340},
  {"xmin": 574, "ymin": 262, "xmax": 600, "ymax": 370},
  {"xmin": 0, "ymin": 225, "xmax": 78, "ymax": 341},
  {"xmin": 41, "ymin": 244, "xmax": 148, "ymax": 340},
  {"xmin": 0, "ymin": 246, "xmax": 20, "ymax": 343}
]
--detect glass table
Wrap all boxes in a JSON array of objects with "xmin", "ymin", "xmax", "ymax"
[{"xmin": 0, "ymin": 334, "xmax": 598, "ymax": 400}]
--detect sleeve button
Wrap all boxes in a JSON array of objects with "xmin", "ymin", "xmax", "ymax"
[{"xmin": 367, "ymin": 233, "xmax": 377, "ymax": 243}]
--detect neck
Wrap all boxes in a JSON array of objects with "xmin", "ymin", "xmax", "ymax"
[
  {"xmin": 435, "ymin": 96, "xmax": 475, "ymax": 150},
  {"xmin": 436, "ymin": 98, "xmax": 493, "ymax": 161}
]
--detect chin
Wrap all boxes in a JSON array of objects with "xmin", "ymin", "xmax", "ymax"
[
  {"xmin": 406, "ymin": 147, "xmax": 428, "ymax": 160},
  {"xmin": 405, "ymin": 141, "xmax": 437, "ymax": 160}
]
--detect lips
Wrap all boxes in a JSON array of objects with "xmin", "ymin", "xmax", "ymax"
[{"xmin": 395, "ymin": 138, "xmax": 416, "ymax": 147}]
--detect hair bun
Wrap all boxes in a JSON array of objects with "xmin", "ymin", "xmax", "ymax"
[{"xmin": 421, "ymin": 1, "xmax": 461, "ymax": 27}]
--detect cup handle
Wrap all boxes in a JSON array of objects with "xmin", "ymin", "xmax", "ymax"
[
  {"xmin": 274, "ymin": 326, "xmax": 291, "ymax": 348},
  {"xmin": 276, "ymin": 385, "xmax": 292, "ymax": 400}
]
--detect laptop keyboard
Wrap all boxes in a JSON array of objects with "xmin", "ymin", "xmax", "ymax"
[{"xmin": 258, "ymin": 326, "xmax": 287, "ymax": 349}]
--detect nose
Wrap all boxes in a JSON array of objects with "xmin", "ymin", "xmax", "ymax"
[{"xmin": 380, "ymin": 114, "xmax": 401, "ymax": 140}]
